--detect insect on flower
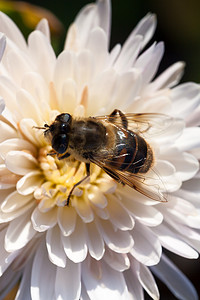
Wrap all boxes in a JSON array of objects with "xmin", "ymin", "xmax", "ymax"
[{"xmin": 35, "ymin": 109, "xmax": 175, "ymax": 205}]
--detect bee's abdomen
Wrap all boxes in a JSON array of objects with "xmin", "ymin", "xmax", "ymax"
[{"xmin": 112, "ymin": 130, "xmax": 153, "ymax": 174}]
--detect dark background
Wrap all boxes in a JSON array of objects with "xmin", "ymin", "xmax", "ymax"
[{"xmin": 4, "ymin": 0, "xmax": 200, "ymax": 299}]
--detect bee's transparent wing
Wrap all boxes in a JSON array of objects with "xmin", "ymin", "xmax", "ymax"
[
  {"xmin": 95, "ymin": 113, "xmax": 184, "ymax": 139},
  {"xmin": 89, "ymin": 157, "xmax": 167, "ymax": 203}
]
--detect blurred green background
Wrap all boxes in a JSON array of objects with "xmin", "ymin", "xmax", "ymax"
[{"xmin": 2, "ymin": 1, "xmax": 200, "ymax": 299}]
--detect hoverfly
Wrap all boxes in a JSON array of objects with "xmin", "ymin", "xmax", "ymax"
[{"xmin": 36, "ymin": 109, "xmax": 175, "ymax": 205}]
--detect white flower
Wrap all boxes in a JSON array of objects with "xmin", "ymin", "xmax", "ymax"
[{"xmin": 0, "ymin": 1, "xmax": 200, "ymax": 299}]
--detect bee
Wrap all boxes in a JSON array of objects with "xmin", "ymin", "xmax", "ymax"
[{"xmin": 36, "ymin": 109, "xmax": 172, "ymax": 205}]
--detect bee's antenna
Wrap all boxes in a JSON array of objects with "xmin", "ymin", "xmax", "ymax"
[{"xmin": 33, "ymin": 124, "xmax": 49, "ymax": 130}]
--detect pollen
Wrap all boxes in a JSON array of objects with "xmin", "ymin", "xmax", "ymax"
[{"xmin": 34, "ymin": 146, "xmax": 97, "ymax": 209}]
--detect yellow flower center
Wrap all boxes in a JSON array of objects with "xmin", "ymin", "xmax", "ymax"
[{"xmin": 34, "ymin": 146, "xmax": 104, "ymax": 211}]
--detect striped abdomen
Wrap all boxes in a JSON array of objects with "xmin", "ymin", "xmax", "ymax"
[{"xmin": 109, "ymin": 129, "xmax": 153, "ymax": 174}]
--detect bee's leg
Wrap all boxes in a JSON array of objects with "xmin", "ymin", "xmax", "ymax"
[
  {"xmin": 58, "ymin": 152, "xmax": 71, "ymax": 160},
  {"xmin": 47, "ymin": 149, "xmax": 57, "ymax": 156},
  {"xmin": 66, "ymin": 163, "xmax": 90, "ymax": 206},
  {"xmin": 47, "ymin": 151, "xmax": 71, "ymax": 160},
  {"xmin": 109, "ymin": 109, "xmax": 128, "ymax": 129}
]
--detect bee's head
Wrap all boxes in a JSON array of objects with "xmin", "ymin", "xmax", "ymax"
[{"xmin": 44, "ymin": 113, "xmax": 72, "ymax": 154}]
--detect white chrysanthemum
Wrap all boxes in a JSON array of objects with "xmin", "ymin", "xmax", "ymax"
[{"xmin": 0, "ymin": 1, "xmax": 200, "ymax": 299}]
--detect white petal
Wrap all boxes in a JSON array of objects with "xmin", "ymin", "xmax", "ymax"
[
  {"xmin": 62, "ymin": 217, "xmax": 87, "ymax": 263},
  {"xmin": 69, "ymin": 0, "xmax": 111, "ymax": 49},
  {"xmin": 162, "ymin": 209, "xmax": 200, "ymax": 245},
  {"xmin": 15, "ymin": 259, "xmax": 32, "ymax": 300},
  {"xmin": 151, "ymin": 254, "xmax": 198, "ymax": 300},
  {"xmin": 80, "ymin": 284, "xmax": 91, "ymax": 300},
  {"xmin": 96, "ymin": 0, "xmax": 111, "ymax": 39},
  {"xmin": 0, "ymin": 97, "xmax": 5, "ymax": 115},
  {"xmin": 132, "ymin": 13, "xmax": 157, "ymax": 48},
  {"xmin": 16, "ymin": 89, "xmax": 44, "ymax": 124},
  {"xmin": 82, "ymin": 258, "xmax": 131, "ymax": 300},
  {"xmin": 55, "ymin": 258, "xmax": 81, "ymax": 300},
  {"xmin": 114, "ymin": 35, "xmax": 142, "ymax": 71},
  {"xmin": 171, "ymin": 83, "xmax": 200, "ymax": 118},
  {"xmin": 4, "ymin": 49, "xmax": 32, "ymax": 85},
  {"xmin": 168, "ymin": 151, "xmax": 199, "ymax": 181},
  {"xmin": 58, "ymin": 206, "xmax": 77, "ymax": 236},
  {"xmin": 0, "ymin": 12, "xmax": 27, "ymax": 51},
  {"xmin": 11, "ymin": 238, "xmax": 39, "ymax": 271},
  {"xmin": 0, "ymin": 165, "xmax": 20, "ymax": 189},
  {"xmin": 97, "ymin": 219, "xmax": 134, "ymax": 253},
  {"xmin": 147, "ymin": 61, "xmax": 185, "ymax": 91},
  {"xmin": 186, "ymin": 106, "xmax": 200, "ymax": 126},
  {"xmin": 19, "ymin": 118, "xmax": 43, "ymax": 147},
  {"xmin": 175, "ymin": 127, "xmax": 200, "ymax": 152},
  {"xmin": 54, "ymin": 51, "xmax": 75, "ymax": 102},
  {"xmin": 110, "ymin": 70, "xmax": 142, "ymax": 111},
  {"xmin": 0, "ymin": 138, "xmax": 37, "ymax": 160},
  {"xmin": 124, "ymin": 269, "xmax": 144, "ymax": 300},
  {"xmin": 5, "ymin": 209, "xmax": 36, "ymax": 251},
  {"xmin": 106, "ymin": 194, "xmax": 135, "ymax": 230},
  {"xmin": 59, "ymin": 79, "xmax": 78, "ymax": 113},
  {"xmin": 135, "ymin": 93, "xmax": 171, "ymax": 114},
  {"xmin": 0, "ymin": 33, "xmax": 6, "ymax": 62},
  {"xmin": 21, "ymin": 72, "xmax": 50, "ymax": 115},
  {"xmin": 91, "ymin": 204, "xmax": 109, "ymax": 220},
  {"xmin": 187, "ymin": 213, "xmax": 200, "ymax": 229},
  {"xmin": 5, "ymin": 150, "xmax": 38, "ymax": 175},
  {"xmin": 0, "ymin": 264, "xmax": 21, "ymax": 299},
  {"xmin": 87, "ymin": 68, "xmax": 117, "ymax": 115},
  {"xmin": 0, "ymin": 197, "xmax": 34, "ymax": 223},
  {"xmin": 158, "ymin": 195, "xmax": 200, "ymax": 229},
  {"xmin": 0, "ymin": 227, "xmax": 18, "ymax": 275},
  {"xmin": 104, "ymin": 247, "xmax": 130, "ymax": 272},
  {"xmin": 74, "ymin": 3, "xmax": 96, "ymax": 39},
  {"xmin": 73, "ymin": 196, "xmax": 94, "ymax": 223},
  {"xmin": 87, "ymin": 28, "xmax": 108, "ymax": 72},
  {"xmin": 17, "ymin": 171, "xmax": 43, "ymax": 195},
  {"xmin": 31, "ymin": 206, "xmax": 58, "ymax": 232},
  {"xmin": 0, "ymin": 189, "xmax": 15, "ymax": 206},
  {"xmin": 31, "ymin": 240, "xmax": 56, "ymax": 300},
  {"xmin": 1, "ymin": 190, "xmax": 33, "ymax": 213},
  {"xmin": 118, "ymin": 185, "xmax": 158, "ymax": 206},
  {"xmin": 155, "ymin": 118, "xmax": 184, "ymax": 145},
  {"xmin": 0, "ymin": 121, "xmax": 17, "ymax": 143},
  {"xmin": 46, "ymin": 225, "xmax": 66, "ymax": 268},
  {"xmin": 87, "ymin": 185, "xmax": 108, "ymax": 208},
  {"xmin": 107, "ymin": 43, "xmax": 121, "ymax": 67},
  {"xmin": 74, "ymin": 51, "xmax": 94, "ymax": 100},
  {"xmin": 0, "ymin": 76, "xmax": 19, "ymax": 116},
  {"xmin": 153, "ymin": 222, "xmax": 199, "ymax": 258},
  {"xmin": 36, "ymin": 18, "xmax": 50, "ymax": 41},
  {"xmin": 121, "ymin": 197, "xmax": 163, "ymax": 227},
  {"xmin": 2, "ymin": 107, "xmax": 17, "ymax": 130},
  {"xmin": 135, "ymin": 42, "xmax": 164, "ymax": 86},
  {"xmin": 28, "ymin": 31, "xmax": 56, "ymax": 82},
  {"xmin": 130, "ymin": 221, "xmax": 162, "ymax": 266},
  {"xmin": 86, "ymin": 221, "xmax": 105, "ymax": 260},
  {"xmin": 137, "ymin": 263, "xmax": 159, "ymax": 300}
]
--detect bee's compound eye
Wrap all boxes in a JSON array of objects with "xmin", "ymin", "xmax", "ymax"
[
  {"xmin": 52, "ymin": 134, "xmax": 68, "ymax": 154},
  {"xmin": 56, "ymin": 113, "xmax": 71, "ymax": 124},
  {"xmin": 60, "ymin": 123, "xmax": 68, "ymax": 132}
]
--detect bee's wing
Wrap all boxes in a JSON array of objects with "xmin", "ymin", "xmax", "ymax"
[
  {"xmin": 89, "ymin": 157, "xmax": 167, "ymax": 203},
  {"xmin": 95, "ymin": 113, "xmax": 183, "ymax": 138},
  {"xmin": 112, "ymin": 167, "xmax": 167, "ymax": 202}
]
